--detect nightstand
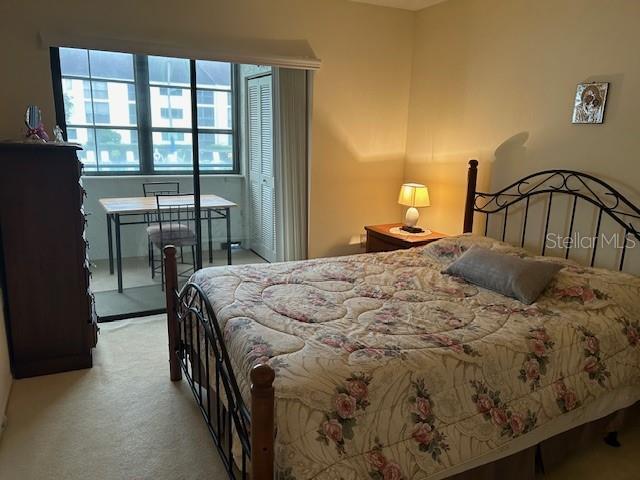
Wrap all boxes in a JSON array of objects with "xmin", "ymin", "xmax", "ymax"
[{"xmin": 364, "ymin": 223, "xmax": 448, "ymax": 253}]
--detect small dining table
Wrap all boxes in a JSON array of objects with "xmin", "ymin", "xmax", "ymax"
[{"xmin": 99, "ymin": 194, "xmax": 237, "ymax": 293}]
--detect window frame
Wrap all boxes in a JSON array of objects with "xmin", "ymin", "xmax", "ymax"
[
  {"xmin": 56, "ymin": 64, "xmax": 140, "ymax": 173},
  {"xmin": 194, "ymin": 60, "xmax": 236, "ymax": 175},
  {"xmin": 50, "ymin": 47, "xmax": 241, "ymax": 176}
]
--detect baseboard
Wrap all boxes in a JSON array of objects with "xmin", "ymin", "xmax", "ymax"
[{"xmin": 98, "ymin": 308, "xmax": 166, "ymax": 323}]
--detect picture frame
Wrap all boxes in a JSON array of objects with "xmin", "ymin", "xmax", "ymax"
[{"xmin": 572, "ymin": 82, "xmax": 609, "ymax": 124}]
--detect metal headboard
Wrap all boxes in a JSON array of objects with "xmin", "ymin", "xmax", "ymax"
[{"xmin": 463, "ymin": 160, "xmax": 640, "ymax": 271}]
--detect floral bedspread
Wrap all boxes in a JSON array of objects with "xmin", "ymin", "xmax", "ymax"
[{"xmin": 190, "ymin": 235, "xmax": 640, "ymax": 479}]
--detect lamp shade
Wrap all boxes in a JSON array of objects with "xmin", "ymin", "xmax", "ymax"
[{"xmin": 398, "ymin": 183, "xmax": 430, "ymax": 207}]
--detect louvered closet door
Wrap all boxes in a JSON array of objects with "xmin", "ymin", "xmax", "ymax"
[{"xmin": 247, "ymin": 75, "xmax": 276, "ymax": 262}]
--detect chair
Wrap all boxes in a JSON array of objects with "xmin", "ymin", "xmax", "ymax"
[
  {"xmin": 142, "ymin": 182, "xmax": 180, "ymax": 270},
  {"xmin": 148, "ymin": 194, "xmax": 197, "ymax": 289}
]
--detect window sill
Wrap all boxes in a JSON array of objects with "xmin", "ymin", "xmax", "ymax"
[{"xmin": 82, "ymin": 173, "xmax": 245, "ymax": 180}]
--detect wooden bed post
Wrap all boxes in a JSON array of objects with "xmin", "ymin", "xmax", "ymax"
[
  {"xmin": 463, "ymin": 159, "xmax": 479, "ymax": 233},
  {"xmin": 251, "ymin": 363, "xmax": 276, "ymax": 480},
  {"xmin": 164, "ymin": 245, "xmax": 181, "ymax": 382}
]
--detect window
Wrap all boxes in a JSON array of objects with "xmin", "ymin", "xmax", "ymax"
[
  {"xmin": 197, "ymin": 90, "xmax": 214, "ymax": 103},
  {"xmin": 93, "ymin": 81, "xmax": 108, "ymax": 100},
  {"xmin": 160, "ymin": 107, "xmax": 183, "ymax": 120},
  {"xmin": 94, "ymin": 102, "xmax": 110, "ymax": 124},
  {"xmin": 58, "ymin": 48, "xmax": 140, "ymax": 172},
  {"xmin": 148, "ymin": 55, "xmax": 192, "ymax": 171},
  {"xmin": 84, "ymin": 101, "xmax": 93, "ymax": 124},
  {"xmin": 161, "ymin": 132, "xmax": 185, "ymax": 142},
  {"xmin": 128, "ymin": 104, "xmax": 137, "ymax": 125},
  {"xmin": 195, "ymin": 60, "xmax": 234, "ymax": 171},
  {"xmin": 53, "ymin": 48, "xmax": 238, "ymax": 174},
  {"xmin": 197, "ymin": 107, "xmax": 214, "ymax": 126},
  {"xmin": 159, "ymin": 87, "xmax": 182, "ymax": 96}
]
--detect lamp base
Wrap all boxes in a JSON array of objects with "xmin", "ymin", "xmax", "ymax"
[
  {"xmin": 404, "ymin": 206, "xmax": 419, "ymax": 227},
  {"xmin": 402, "ymin": 207, "xmax": 430, "ymax": 234}
]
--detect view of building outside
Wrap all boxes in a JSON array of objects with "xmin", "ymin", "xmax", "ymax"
[
  {"xmin": 62, "ymin": 76, "xmax": 139, "ymax": 171},
  {"xmin": 59, "ymin": 48, "xmax": 234, "ymax": 173}
]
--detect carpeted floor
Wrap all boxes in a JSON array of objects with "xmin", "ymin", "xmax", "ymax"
[
  {"xmin": 0, "ymin": 315, "xmax": 638, "ymax": 479},
  {"xmin": 0, "ymin": 315, "xmax": 225, "ymax": 479}
]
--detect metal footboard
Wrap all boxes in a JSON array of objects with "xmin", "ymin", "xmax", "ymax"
[{"xmin": 164, "ymin": 245, "xmax": 275, "ymax": 480}]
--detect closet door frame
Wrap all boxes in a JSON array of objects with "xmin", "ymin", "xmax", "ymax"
[{"xmin": 245, "ymin": 72, "xmax": 275, "ymax": 262}]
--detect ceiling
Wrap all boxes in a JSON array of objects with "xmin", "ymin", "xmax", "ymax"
[{"xmin": 349, "ymin": 0, "xmax": 448, "ymax": 11}]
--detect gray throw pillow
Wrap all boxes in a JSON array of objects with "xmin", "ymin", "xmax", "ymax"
[{"xmin": 442, "ymin": 246, "xmax": 562, "ymax": 304}]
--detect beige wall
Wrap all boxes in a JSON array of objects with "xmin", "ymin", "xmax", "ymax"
[
  {"xmin": 0, "ymin": 0, "xmax": 414, "ymax": 258},
  {"xmin": 405, "ymin": 0, "xmax": 640, "ymax": 236}
]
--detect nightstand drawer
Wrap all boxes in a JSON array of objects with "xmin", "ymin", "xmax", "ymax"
[{"xmin": 366, "ymin": 234, "xmax": 409, "ymax": 253}]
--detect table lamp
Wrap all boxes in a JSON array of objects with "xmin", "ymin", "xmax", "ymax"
[{"xmin": 398, "ymin": 183, "xmax": 430, "ymax": 234}]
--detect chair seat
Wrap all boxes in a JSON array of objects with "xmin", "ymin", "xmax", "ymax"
[{"xmin": 146, "ymin": 223, "xmax": 196, "ymax": 247}]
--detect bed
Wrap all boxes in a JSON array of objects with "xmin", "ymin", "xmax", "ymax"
[{"xmin": 163, "ymin": 161, "xmax": 640, "ymax": 479}]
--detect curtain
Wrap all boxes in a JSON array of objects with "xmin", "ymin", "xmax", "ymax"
[{"xmin": 273, "ymin": 68, "xmax": 311, "ymax": 261}]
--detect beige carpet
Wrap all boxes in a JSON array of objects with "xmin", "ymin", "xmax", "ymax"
[
  {"xmin": 0, "ymin": 315, "xmax": 225, "ymax": 479},
  {"xmin": 0, "ymin": 315, "xmax": 638, "ymax": 479}
]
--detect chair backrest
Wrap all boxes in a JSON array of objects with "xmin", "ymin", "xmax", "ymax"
[
  {"xmin": 155, "ymin": 194, "xmax": 197, "ymax": 246},
  {"xmin": 143, "ymin": 181, "xmax": 180, "ymax": 197},
  {"xmin": 143, "ymin": 182, "xmax": 180, "ymax": 224}
]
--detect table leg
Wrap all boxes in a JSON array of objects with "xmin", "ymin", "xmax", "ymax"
[
  {"xmin": 226, "ymin": 207, "xmax": 232, "ymax": 265},
  {"xmin": 107, "ymin": 213, "xmax": 114, "ymax": 275},
  {"xmin": 115, "ymin": 213, "xmax": 123, "ymax": 293},
  {"xmin": 208, "ymin": 209, "xmax": 213, "ymax": 264}
]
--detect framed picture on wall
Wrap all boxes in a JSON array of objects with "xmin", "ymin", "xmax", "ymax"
[{"xmin": 572, "ymin": 82, "xmax": 609, "ymax": 124}]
